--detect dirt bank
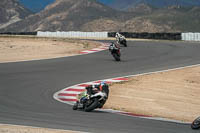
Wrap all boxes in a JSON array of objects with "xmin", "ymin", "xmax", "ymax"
[
  {"xmin": 104, "ymin": 66, "xmax": 200, "ymax": 122},
  {"xmin": 0, "ymin": 124, "xmax": 81, "ymax": 133},
  {"xmin": 0, "ymin": 36, "xmax": 100, "ymax": 63}
]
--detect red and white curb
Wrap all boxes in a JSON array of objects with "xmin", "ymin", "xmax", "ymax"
[
  {"xmin": 53, "ymin": 76, "xmax": 189, "ymax": 124},
  {"xmin": 53, "ymin": 63, "xmax": 200, "ymax": 124},
  {"xmin": 79, "ymin": 43, "xmax": 109, "ymax": 54},
  {"xmin": 53, "ymin": 77, "xmax": 129, "ymax": 105}
]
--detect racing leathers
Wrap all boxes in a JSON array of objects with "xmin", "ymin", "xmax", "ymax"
[
  {"xmin": 109, "ymin": 42, "xmax": 120, "ymax": 52},
  {"xmin": 85, "ymin": 84, "xmax": 109, "ymax": 97},
  {"xmin": 115, "ymin": 32, "xmax": 125, "ymax": 44},
  {"xmin": 77, "ymin": 83, "xmax": 109, "ymax": 105}
]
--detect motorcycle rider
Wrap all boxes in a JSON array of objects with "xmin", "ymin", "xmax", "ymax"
[
  {"xmin": 77, "ymin": 81, "xmax": 109, "ymax": 106},
  {"xmin": 109, "ymin": 42, "xmax": 120, "ymax": 52},
  {"xmin": 97, "ymin": 81, "xmax": 109, "ymax": 97},
  {"xmin": 85, "ymin": 81, "xmax": 109, "ymax": 97},
  {"xmin": 115, "ymin": 32, "xmax": 125, "ymax": 44}
]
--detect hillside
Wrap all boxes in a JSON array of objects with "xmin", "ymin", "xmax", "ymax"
[
  {"xmin": 0, "ymin": 0, "xmax": 32, "ymax": 30},
  {"xmin": 103, "ymin": 0, "xmax": 200, "ymax": 11},
  {"xmin": 1, "ymin": 0, "xmax": 200, "ymax": 33},
  {"xmin": 2, "ymin": 0, "xmax": 135, "ymax": 32},
  {"xmin": 141, "ymin": 6, "xmax": 200, "ymax": 32},
  {"xmin": 16, "ymin": 0, "xmax": 200, "ymax": 12}
]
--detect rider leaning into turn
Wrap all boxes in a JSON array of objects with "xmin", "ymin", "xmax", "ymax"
[
  {"xmin": 87, "ymin": 81, "xmax": 109, "ymax": 96},
  {"xmin": 77, "ymin": 81, "xmax": 109, "ymax": 105},
  {"xmin": 109, "ymin": 42, "xmax": 120, "ymax": 52}
]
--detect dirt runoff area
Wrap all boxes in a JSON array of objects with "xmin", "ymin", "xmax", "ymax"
[
  {"xmin": 0, "ymin": 124, "xmax": 81, "ymax": 133},
  {"xmin": 104, "ymin": 66, "xmax": 200, "ymax": 122},
  {"xmin": 0, "ymin": 36, "xmax": 100, "ymax": 63}
]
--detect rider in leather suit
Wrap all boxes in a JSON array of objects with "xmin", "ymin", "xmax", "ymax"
[
  {"xmin": 115, "ymin": 32, "xmax": 125, "ymax": 43},
  {"xmin": 79, "ymin": 81, "xmax": 109, "ymax": 104},
  {"xmin": 109, "ymin": 42, "xmax": 120, "ymax": 52},
  {"xmin": 85, "ymin": 81, "xmax": 109, "ymax": 97}
]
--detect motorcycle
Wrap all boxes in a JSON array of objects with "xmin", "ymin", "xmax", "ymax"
[
  {"xmin": 117, "ymin": 36, "xmax": 127, "ymax": 47},
  {"xmin": 73, "ymin": 91, "xmax": 108, "ymax": 112},
  {"xmin": 109, "ymin": 43, "xmax": 121, "ymax": 61},
  {"xmin": 191, "ymin": 116, "xmax": 200, "ymax": 129}
]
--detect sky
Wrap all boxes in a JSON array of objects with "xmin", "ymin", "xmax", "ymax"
[
  {"xmin": 19, "ymin": 0, "xmax": 55, "ymax": 12},
  {"xmin": 98, "ymin": 0, "xmax": 113, "ymax": 4}
]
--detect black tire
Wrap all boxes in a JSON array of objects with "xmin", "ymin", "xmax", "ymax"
[
  {"xmin": 191, "ymin": 117, "xmax": 200, "ymax": 129},
  {"xmin": 72, "ymin": 102, "xmax": 78, "ymax": 110},
  {"xmin": 120, "ymin": 40, "xmax": 127, "ymax": 47},
  {"xmin": 123, "ymin": 40, "xmax": 127, "ymax": 47},
  {"xmin": 122, "ymin": 40, "xmax": 127, "ymax": 47},
  {"xmin": 98, "ymin": 100, "xmax": 107, "ymax": 108},
  {"xmin": 113, "ymin": 53, "xmax": 120, "ymax": 61},
  {"xmin": 84, "ymin": 98, "xmax": 99, "ymax": 112}
]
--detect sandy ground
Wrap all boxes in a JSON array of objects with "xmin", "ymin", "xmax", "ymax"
[
  {"xmin": 0, "ymin": 36, "xmax": 100, "ymax": 63},
  {"xmin": 0, "ymin": 124, "xmax": 81, "ymax": 133},
  {"xmin": 0, "ymin": 36, "xmax": 199, "ymax": 132},
  {"xmin": 104, "ymin": 66, "xmax": 200, "ymax": 122}
]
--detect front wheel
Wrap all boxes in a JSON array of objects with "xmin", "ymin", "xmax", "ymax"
[
  {"xmin": 84, "ymin": 98, "xmax": 99, "ymax": 112},
  {"xmin": 191, "ymin": 117, "xmax": 200, "ymax": 129}
]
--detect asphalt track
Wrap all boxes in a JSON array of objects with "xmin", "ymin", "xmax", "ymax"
[{"xmin": 0, "ymin": 40, "xmax": 200, "ymax": 133}]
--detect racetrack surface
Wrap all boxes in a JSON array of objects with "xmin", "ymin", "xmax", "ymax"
[{"xmin": 0, "ymin": 40, "xmax": 200, "ymax": 133}]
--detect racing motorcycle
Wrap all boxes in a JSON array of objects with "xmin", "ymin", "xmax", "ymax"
[
  {"xmin": 191, "ymin": 116, "xmax": 200, "ymax": 129},
  {"xmin": 109, "ymin": 43, "xmax": 121, "ymax": 61},
  {"xmin": 117, "ymin": 36, "xmax": 127, "ymax": 47},
  {"xmin": 73, "ymin": 91, "xmax": 108, "ymax": 112}
]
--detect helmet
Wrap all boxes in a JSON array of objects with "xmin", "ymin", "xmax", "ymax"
[{"xmin": 100, "ymin": 81, "xmax": 106, "ymax": 86}]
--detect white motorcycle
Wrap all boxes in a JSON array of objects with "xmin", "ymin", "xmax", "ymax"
[
  {"xmin": 191, "ymin": 116, "xmax": 200, "ymax": 129},
  {"xmin": 117, "ymin": 36, "xmax": 127, "ymax": 47},
  {"xmin": 73, "ymin": 91, "xmax": 108, "ymax": 112}
]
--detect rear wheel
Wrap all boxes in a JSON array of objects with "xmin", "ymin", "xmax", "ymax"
[
  {"xmin": 113, "ymin": 53, "xmax": 120, "ymax": 61},
  {"xmin": 84, "ymin": 98, "xmax": 99, "ymax": 112},
  {"xmin": 72, "ymin": 102, "xmax": 78, "ymax": 110},
  {"xmin": 120, "ymin": 40, "xmax": 127, "ymax": 47},
  {"xmin": 123, "ymin": 40, "xmax": 127, "ymax": 47},
  {"xmin": 191, "ymin": 117, "xmax": 200, "ymax": 129}
]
